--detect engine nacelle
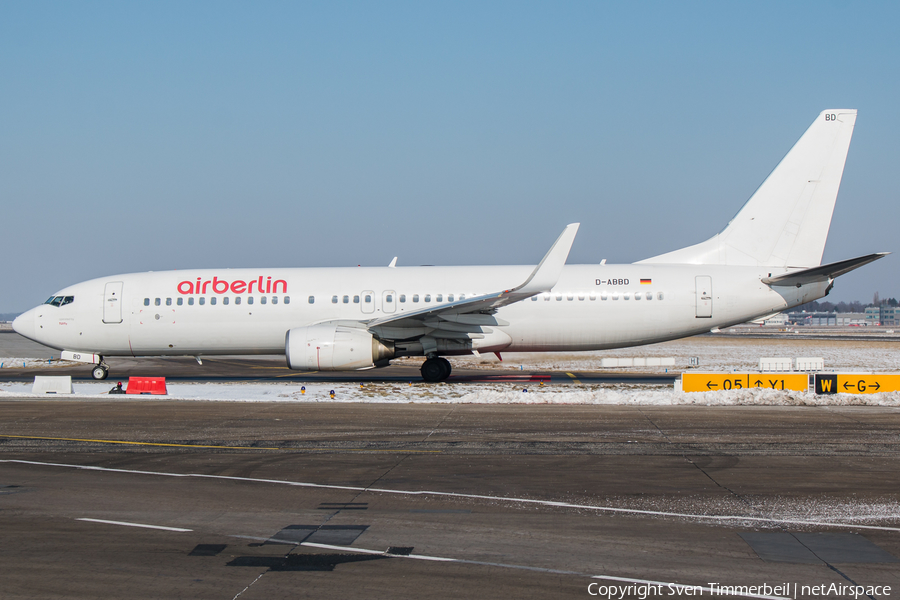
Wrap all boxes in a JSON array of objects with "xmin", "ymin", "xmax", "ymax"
[{"xmin": 285, "ymin": 324, "xmax": 394, "ymax": 371}]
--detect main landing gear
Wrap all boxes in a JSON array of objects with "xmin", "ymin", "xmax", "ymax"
[
  {"xmin": 421, "ymin": 356, "xmax": 451, "ymax": 382},
  {"xmin": 91, "ymin": 361, "xmax": 109, "ymax": 381}
]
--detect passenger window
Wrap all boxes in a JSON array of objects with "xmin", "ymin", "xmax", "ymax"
[
  {"xmin": 399, "ymin": 295, "xmax": 406, "ymax": 303},
  {"xmin": 460, "ymin": 294, "xmax": 466, "ymax": 300},
  {"xmin": 353, "ymin": 295, "xmax": 360, "ymax": 304},
  {"xmin": 601, "ymin": 292, "xmax": 608, "ymax": 300},
  {"xmin": 578, "ymin": 293, "xmax": 585, "ymax": 301},
  {"xmin": 235, "ymin": 297, "xmax": 241, "ymax": 305},
  {"xmin": 261, "ymin": 296, "xmax": 267, "ymax": 305},
  {"xmin": 364, "ymin": 294, "xmax": 372, "ymax": 303},
  {"xmin": 413, "ymin": 294, "xmax": 419, "ymax": 303},
  {"xmin": 155, "ymin": 298, "xmax": 161, "ymax": 306},
  {"xmin": 544, "ymin": 293, "xmax": 551, "ymax": 301},
  {"xmin": 436, "ymin": 294, "xmax": 443, "ymax": 302},
  {"xmin": 448, "ymin": 294, "xmax": 454, "ymax": 302},
  {"xmin": 589, "ymin": 293, "xmax": 596, "ymax": 301},
  {"xmin": 211, "ymin": 297, "xmax": 217, "ymax": 305},
  {"xmin": 272, "ymin": 296, "xmax": 278, "ymax": 305},
  {"xmin": 424, "ymin": 294, "xmax": 431, "ymax": 302},
  {"xmin": 645, "ymin": 293, "xmax": 652, "ymax": 301},
  {"xmin": 634, "ymin": 293, "xmax": 641, "ymax": 300},
  {"xmin": 623, "ymin": 293, "xmax": 630, "ymax": 300},
  {"xmin": 223, "ymin": 297, "xmax": 229, "ymax": 305},
  {"xmin": 188, "ymin": 297, "xmax": 194, "ymax": 306},
  {"xmin": 177, "ymin": 298, "xmax": 183, "ymax": 306},
  {"xmin": 199, "ymin": 297, "xmax": 206, "ymax": 305},
  {"xmin": 612, "ymin": 293, "xmax": 618, "ymax": 301},
  {"xmin": 284, "ymin": 296, "xmax": 290, "ymax": 304},
  {"xmin": 332, "ymin": 295, "xmax": 338, "ymax": 304},
  {"xmin": 308, "ymin": 296, "xmax": 314, "ymax": 304},
  {"xmin": 556, "ymin": 294, "xmax": 562, "ymax": 301},
  {"xmin": 248, "ymin": 297, "xmax": 254, "ymax": 305},
  {"xmin": 566, "ymin": 293, "xmax": 574, "ymax": 301},
  {"xmin": 144, "ymin": 298, "xmax": 150, "ymax": 306},
  {"xmin": 166, "ymin": 298, "xmax": 172, "ymax": 306},
  {"xmin": 531, "ymin": 296, "xmax": 538, "ymax": 301},
  {"xmin": 658, "ymin": 292, "xmax": 664, "ymax": 300},
  {"xmin": 343, "ymin": 295, "xmax": 349, "ymax": 304},
  {"xmin": 386, "ymin": 294, "xmax": 393, "ymax": 302}
]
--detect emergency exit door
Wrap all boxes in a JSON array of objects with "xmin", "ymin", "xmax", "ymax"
[
  {"xmin": 695, "ymin": 276, "xmax": 712, "ymax": 318},
  {"xmin": 103, "ymin": 281, "xmax": 124, "ymax": 323}
]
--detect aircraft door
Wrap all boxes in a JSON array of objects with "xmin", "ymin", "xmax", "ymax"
[
  {"xmin": 695, "ymin": 276, "xmax": 712, "ymax": 318},
  {"xmin": 103, "ymin": 281, "xmax": 124, "ymax": 324},
  {"xmin": 382, "ymin": 290, "xmax": 396, "ymax": 313},
  {"xmin": 361, "ymin": 290, "xmax": 375, "ymax": 314}
]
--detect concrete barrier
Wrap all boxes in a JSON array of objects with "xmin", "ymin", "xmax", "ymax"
[{"xmin": 32, "ymin": 376, "xmax": 73, "ymax": 394}]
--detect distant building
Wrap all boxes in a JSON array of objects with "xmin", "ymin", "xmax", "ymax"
[
  {"xmin": 881, "ymin": 306, "xmax": 898, "ymax": 326},
  {"xmin": 865, "ymin": 306, "xmax": 881, "ymax": 326},
  {"xmin": 836, "ymin": 312, "xmax": 866, "ymax": 326}
]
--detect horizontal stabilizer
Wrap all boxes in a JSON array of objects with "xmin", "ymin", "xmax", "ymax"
[{"xmin": 762, "ymin": 252, "xmax": 889, "ymax": 287}]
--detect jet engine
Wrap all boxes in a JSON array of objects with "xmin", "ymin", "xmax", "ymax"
[{"xmin": 285, "ymin": 324, "xmax": 394, "ymax": 371}]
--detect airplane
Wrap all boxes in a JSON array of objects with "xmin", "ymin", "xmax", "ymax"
[{"xmin": 13, "ymin": 109, "xmax": 887, "ymax": 382}]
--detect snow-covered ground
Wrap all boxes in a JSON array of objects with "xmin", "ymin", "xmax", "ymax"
[
  {"xmin": 449, "ymin": 335, "xmax": 900, "ymax": 373},
  {"xmin": 1, "ymin": 336, "xmax": 898, "ymax": 404},
  {"xmin": 1, "ymin": 380, "xmax": 899, "ymax": 406}
]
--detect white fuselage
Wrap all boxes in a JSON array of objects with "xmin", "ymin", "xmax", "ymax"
[{"xmin": 14, "ymin": 263, "xmax": 823, "ymax": 359}]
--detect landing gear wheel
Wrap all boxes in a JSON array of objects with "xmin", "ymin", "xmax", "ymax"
[
  {"xmin": 91, "ymin": 365, "xmax": 109, "ymax": 381},
  {"xmin": 438, "ymin": 357, "xmax": 451, "ymax": 380},
  {"xmin": 421, "ymin": 357, "xmax": 451, "ymax": 382}
]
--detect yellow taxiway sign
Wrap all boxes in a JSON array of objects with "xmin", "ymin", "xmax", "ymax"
[
  {"xmin": 681, "ymin": 373, "xmax": 808, "ymax": 393},
  {"xmin": 815, "ymin": 374, "xmax": 900, "ymax": 394}
]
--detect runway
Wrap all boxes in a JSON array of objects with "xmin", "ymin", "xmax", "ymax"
[{"xmin": 1, "ymin": 401, "xmax": 898, "ymax": 599}]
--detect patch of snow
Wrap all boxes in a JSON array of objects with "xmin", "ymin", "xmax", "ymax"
[{"xmin": 1, "ymin": 380, "xmax": 899, "ymax": 406}]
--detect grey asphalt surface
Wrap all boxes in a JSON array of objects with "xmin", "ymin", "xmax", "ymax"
[{"xmin": 1, "ymin": 401, "xmax": 899, "ymax": 599}]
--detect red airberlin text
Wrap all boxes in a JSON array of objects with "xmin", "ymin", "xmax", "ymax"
[{"xmin": 177, "ymin": 276, "xmax": 287, "ymax": 295}]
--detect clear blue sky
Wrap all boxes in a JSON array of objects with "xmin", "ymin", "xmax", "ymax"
[{"xmin": 2, "ymin": 1, "xmax": 898, "ymax": 312}]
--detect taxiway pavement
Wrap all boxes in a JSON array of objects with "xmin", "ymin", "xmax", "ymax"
[{"xmin": 1, "ymin": 401, "xmax": 898, "ymax": 599}]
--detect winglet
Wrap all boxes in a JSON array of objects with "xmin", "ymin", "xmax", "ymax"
[
  {"xmin": 514, "ymin": 223, "xmax": 580, "ymax": 294},
  {"xmin": 388, "ymin": 257, "xmax": 398, "ymax": 268}
]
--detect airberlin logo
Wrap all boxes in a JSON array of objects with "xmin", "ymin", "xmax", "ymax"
[{"xmin": 177, "ymin": 276, "xmax": 288, "ymax": 295}]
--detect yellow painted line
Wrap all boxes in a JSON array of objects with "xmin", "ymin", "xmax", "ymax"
[
  {"xmin": 0, "ymin": 435, "xmax": 440, "ymax": 454},
  {"xmin": 565, "ymin": 372, "xmax": 581, "ymax": 384},
  {"xmin": 0, "ymin": 434, "xmax": 279, "ymax": 450}
]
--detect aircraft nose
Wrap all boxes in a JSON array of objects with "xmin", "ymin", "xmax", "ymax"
[{"xmin": 12, "ymin": 309, "xmax": 35, "ymax": 340}]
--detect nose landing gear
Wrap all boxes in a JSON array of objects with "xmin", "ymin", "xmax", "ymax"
[
  {"xmin": 91, "ymin": 362, "xmax": 109, "ymax": 380},
  {"xmin": 421, "ymin": 356, "xmax": 451, "ymax": 382}
]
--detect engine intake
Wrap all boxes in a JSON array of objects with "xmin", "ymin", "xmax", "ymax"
[{"xmin": 285, "ymin": 324, "xmax": 394, "ymax": 371}]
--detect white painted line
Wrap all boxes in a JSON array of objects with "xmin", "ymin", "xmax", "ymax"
[
  {"xmin": 298, "ymin": 541, "xmax": 789, "ymax": 600},
  {"xmin": 6, "ymin": 459, "xmax": 899, "ymax": 532},
  {"xmin": 76, "ymin": 518, "xmax": 192, "ymax": 532}
]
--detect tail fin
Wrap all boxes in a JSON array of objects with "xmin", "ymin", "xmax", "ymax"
[{"xmin": 639, "ymin": 109, "xmax": 857, "ymax": 268}]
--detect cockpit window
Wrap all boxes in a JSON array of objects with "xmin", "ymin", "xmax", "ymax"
[{"xmin": 43, "ymin": 296, "xmax": 74, "ymax": 307}]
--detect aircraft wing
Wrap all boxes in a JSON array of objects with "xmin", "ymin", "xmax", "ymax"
[
  {"xmin": 365, "ymin": 223, "xmax": 579, "ymax": 339},
  {"xmin": 762, "ymin": 252, "xmax": 889, "ymax": 287}
]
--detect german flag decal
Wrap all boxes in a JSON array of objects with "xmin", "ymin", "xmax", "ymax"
[{"xmin": 640, "ymin": 278, "xmax": 652, "ymax": 285}]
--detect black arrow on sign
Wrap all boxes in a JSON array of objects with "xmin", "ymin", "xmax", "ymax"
[
  {"xmin": 754, "ymin": 380, "xmax": 763, "ymax": 387},
  {"xmin": 707, "ymin": 382, "xmax": 718, "ymax": 390},
  {"xmin": 871, "ymin": 381, "xmax": 881, "ymax": 391},
  {"xmin": 843, "ymin": 381, "xmax": 853, "ymax": 391}
]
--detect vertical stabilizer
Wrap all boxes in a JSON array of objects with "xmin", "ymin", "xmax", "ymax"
[{"xmin": 639, "ymin": 109, "xmax": 857, "ymax": 267}]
